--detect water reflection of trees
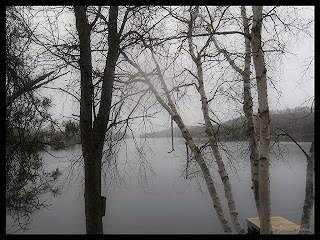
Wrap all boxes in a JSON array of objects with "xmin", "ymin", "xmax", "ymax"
[{"xmin": 6, "ymin": 6, "xmax": 62, "ymax": 233}]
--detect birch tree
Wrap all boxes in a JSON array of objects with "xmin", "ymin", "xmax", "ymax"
[
  {"xmin": 299, "ymin": 137, "xmax": 314, "ymax": 234},
  {"xmin": 208, "ymin": 6, "xmax": 260, "ymax": 216},
  {"xmin": 185, "ymin": 6, "xmax": 244, "ymax": 234},
  {"xmin": 251, "ymin": 5, "xmax": 272, "ymax": 234},
  {"xmin": 119, "ymin": 40, "xmax": 233, "ymax": 233}
]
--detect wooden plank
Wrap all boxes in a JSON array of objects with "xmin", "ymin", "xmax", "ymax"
[
  {"xmin": 246, "ymin": 217, "xmax": 261, "ymax": 231},
  {"xmin": 246, "ymin": 216, "xmax": 300, "ymax": 234}
]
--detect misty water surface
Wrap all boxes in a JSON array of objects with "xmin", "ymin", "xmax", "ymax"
[{"xmin": 6, "ymin": 138, "xmax": 314, "ymax": 234}]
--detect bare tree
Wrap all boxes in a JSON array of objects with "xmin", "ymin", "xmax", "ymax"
[
  {"xmin": 185, "ymin": 6, "xmax": 244, "ymax": 234},
  {"xmin": 207, "ymin": 6, "xmax": 261, "ymax": 216},
  {"xmin": 119, "ymin": 30, "xmax": 233, "ymax": 233},
  {"xmin": 74, "ymin": 6, "xmax": 166, "ymax": 233},
  {"xmin": 73, "ymin": 6, "xmax": 121, "ymax": 233},
  {"xmin": 251, "ymin": 6, "xmax": 272, "ymax": 234}
]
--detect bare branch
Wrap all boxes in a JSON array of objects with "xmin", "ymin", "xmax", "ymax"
[
  {"xmin": 6, "ymin": 71, "xmax": 57, "ymax": 108},
  {"xmin": 276, "ymin": 127, "xmax": 309, "ymax": 158},
  {"xmin": 89, "ymin": 6, "xmax": 101, "ymax": 30}
]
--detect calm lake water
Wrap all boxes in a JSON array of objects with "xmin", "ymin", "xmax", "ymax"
[{"xmin": 6, "ymin": 138, "xmax": 314, "ymax": 234}]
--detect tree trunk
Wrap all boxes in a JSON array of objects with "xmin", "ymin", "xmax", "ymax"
[
  {"xmin": 187, "ymin": 8, "xmax": 244, "ymax": 234},
  {"xmin": 211, "ymin": 6, "xmax": 261, "ymax": 217},
  {"xmin": 121, "ymin": 51, "xmax": 233, "ymax": 233},
  {"xmin": 74, "ymin": 6, "xmax": 119, "ymax": 234},
  {"xmin": 172, "ymin": 113, "xmax": 233, "ymax": 234},
  {"xmin": 74, "ymin": 6, "xmax": 102, "ymax": 234},
  {"xmin": 251, "ymin": 5, "xmax": 272, "ymax": 234},
  {"xmin": 196, "ymin": 68, "xmax": 244, "ymax": 234},
  {"xmin": 299, "ymin": 138, "xmax": 314, "ymax": 234},
  {"xmin": 241, "ymin": 6, "xmax": 260, "ymax": 217},
  {"xmin": 152, "ymin": 54, "xmax": 233, "ymax": 234}
]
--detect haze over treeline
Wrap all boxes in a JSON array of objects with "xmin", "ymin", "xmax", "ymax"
[
  {"xmin": 142, "ymin": 106, "xmax": 314, "ymax": 142},
  {"xmin": 6, "ymin": 6, "xmax": 313, "ymax": 235}
]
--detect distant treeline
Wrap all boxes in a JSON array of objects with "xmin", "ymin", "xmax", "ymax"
[
  {"xmin": 142, "ymin": 107, "xmax": 314, "ymax": 142},
  {"xmin": 44, "ymin": 107, "xmax": 313, "ymax": 148}
]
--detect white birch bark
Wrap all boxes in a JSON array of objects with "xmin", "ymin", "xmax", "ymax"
[
  {"xmin": 121, "ymin": 51, "xmax": 233, "ymax": 234},
  {"xmin": 251, "ymin": 5, "xmax": 272, "ymax": 234},
  {"xmin": 211, "ymin": 7, "xmax": 260, "ymax": 217},
  {"xmin": 240, "ymin": 6, "xmax": 260, "ymax": 217},
  {"xmin": 299, "ymin": 138, "xmax": 314, "ymax": 234},
  {"xmin": 187, "ymin": 7, "xmax": 245, "ymax": 234}
]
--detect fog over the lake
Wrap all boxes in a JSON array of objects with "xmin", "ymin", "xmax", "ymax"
[
  {"xmin": 7, "ymin": 6, "xmax": 314, "ymax": 235},
  {"xmin": 42, "ymin": 6, "xmax": 314, "ymax": 131},
  {"xmin": 6, "ymin": 139, "xmax": 314, "ymax": 234}
]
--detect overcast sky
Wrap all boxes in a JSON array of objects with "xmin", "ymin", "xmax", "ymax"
[
  {"xmin": 42, "ymin": 6, "xmax": 314, "ymax": 131},
  {"xmin": 269, "ymin": 29, "xmax": 314, "ymax": 111}
]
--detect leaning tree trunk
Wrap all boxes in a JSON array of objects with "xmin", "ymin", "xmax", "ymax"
[
  {"xmin": 172, "ymin": 111, "xmax": 233, "ymax": 234},
  {"xmin": 251, "ymin": 6, "xmax": 272, "ymax": 234},
  {"xmin": 196, "ymin": 67, "xmax": 245, "ymax": 234},
  {"xmin": 299, "ymin": 138, "xmax": 314, "ymax": 234},
  {"xmin": 154, "ymin": 73, "xmax": 233, "ymax": 234},
  {"xmin": 187, "ymin": 8, "xmax": 244, "ymax": 234},
  {"xmin": 74, "ymin": 6, "xmax": 119, "ymax": 234},
  {"xmin": 121, "ymin": 51, "xmax": 233, "ymax": 234},
  {"xmin": 153, "ymin": 60, "xmax": 233, "ymax": 234}
]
